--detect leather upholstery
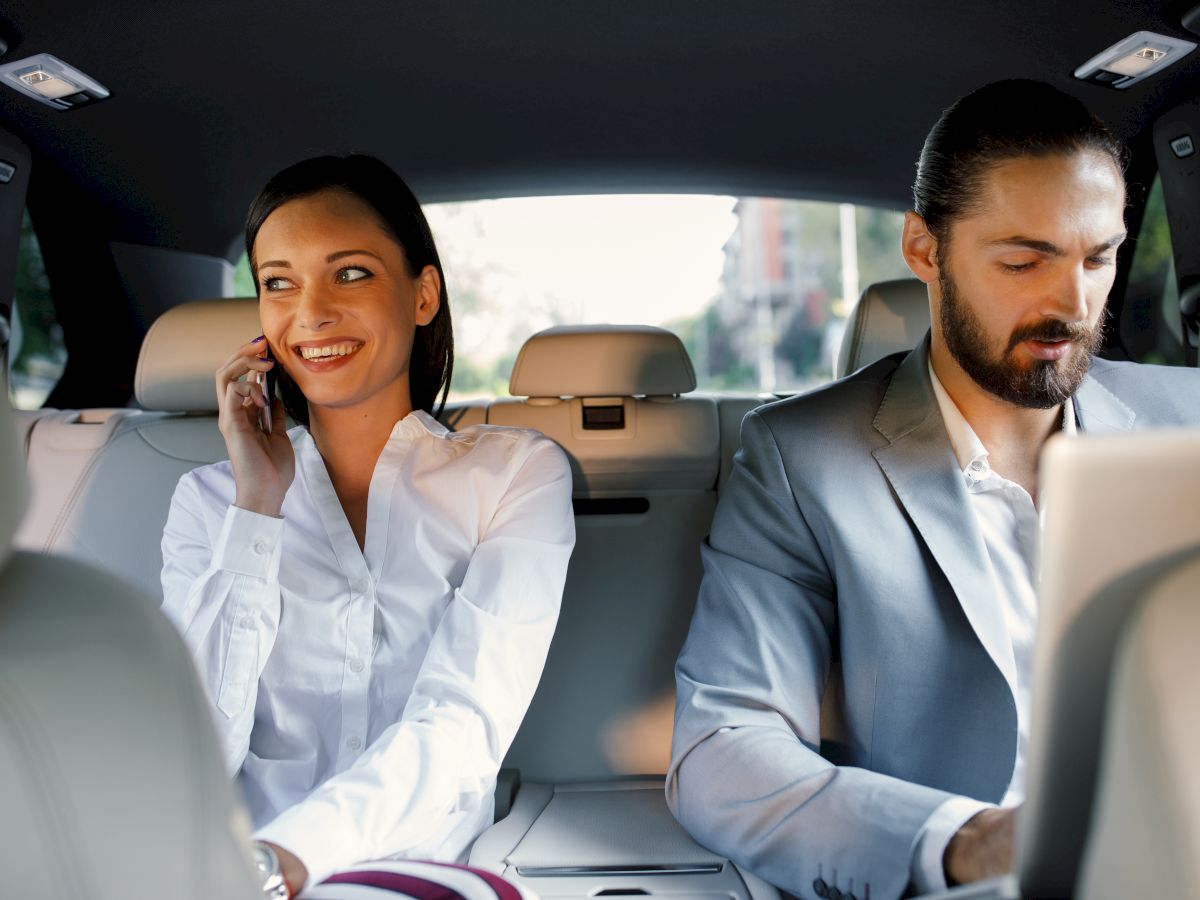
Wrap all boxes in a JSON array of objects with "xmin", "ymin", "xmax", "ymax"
[
  {"xmin": 836, "ymin": 278, "xmax": 929, "ymax": 378},
  {"xmin": 509, "ymin": 325, "xmax": 696, "ymax": 398},
  {"xmin": 135, "ymin": 297, "xmax": 261, "ymax": 411}
]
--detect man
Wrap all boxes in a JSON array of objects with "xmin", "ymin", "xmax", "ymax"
[{"xmin": 667, "ymin": 79, "xmax": 1200, "ymax": 900}]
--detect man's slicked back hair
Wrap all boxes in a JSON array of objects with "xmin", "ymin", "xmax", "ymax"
[{"xmin": 912, "ymin": 79, "xmax": 1127, "ymax": 247}]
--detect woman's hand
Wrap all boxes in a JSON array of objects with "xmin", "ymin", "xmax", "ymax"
[{"xmin": 217, "ymin": 337, "xmax": 296, "ymax": 517}]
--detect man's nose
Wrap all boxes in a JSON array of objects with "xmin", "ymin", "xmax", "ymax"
[{"xmin": 1045, "ymin": 265, "xmax": 1090, "ymax": 322}]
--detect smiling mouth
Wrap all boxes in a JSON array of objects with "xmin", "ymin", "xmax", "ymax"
[{"xmin": 295, "ymin": 341, "xmax": 364, "ymax": 361}]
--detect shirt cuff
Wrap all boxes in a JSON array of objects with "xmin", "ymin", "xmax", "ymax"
[
  {"xmin": 911, "ymin": 796, "xmax": 994, "ymax": 894},
  {"xmin": 253, "ymin": 806, "xmax": 345, "ymax": 891},
  {"xmin": 211, "ymin": 505, "xmax": 284, "ymax": 581}
]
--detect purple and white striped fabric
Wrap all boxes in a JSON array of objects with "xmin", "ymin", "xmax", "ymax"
[{"xmin": 301, "ymin": 860, "xmax": 537, "ymax": 900}]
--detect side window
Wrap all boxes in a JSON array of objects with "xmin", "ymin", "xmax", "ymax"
[
  {"xmin": 9, "ymin": 210, "xmax": 66, "ymax": 409},
  {"xmin": 1121, "ymin": 176, "xmax": 1183, "ymax": 366},
  {"xmin": 233, "ymin": 252, "xmax": 255, "ymax": 296}
]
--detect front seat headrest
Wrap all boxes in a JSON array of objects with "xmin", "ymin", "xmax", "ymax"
[
  {"xmin": 836, "ymin": 278, "xmax": 930, "ymax": 378},
  {"xmin": 509, "ymin": 325, "xmax": 696, "ymax": 398},
  {"xmin": 0, "ymin": 379, "xmax": 28, "ymax": 566},
  {"xmin": 136, "ymin": 298, "xmax": 262, "ymax": 412}
]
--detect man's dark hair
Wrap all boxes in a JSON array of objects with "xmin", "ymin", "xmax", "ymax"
[
  {"xmin": 913, "ymin": 79, "xmax": 1128, "ymax": 248},
  {"xmin": 245, "ymin": 154, "xmax": 453, "ymax": 424}
]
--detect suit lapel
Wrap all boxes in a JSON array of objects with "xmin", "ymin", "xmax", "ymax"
[
  {"xmin": 1074, "ymin": 369, "xmax": 1136, "ymax": 434},
  {"xmin": 870, "ymin": 338, "xmax": 1019, "ymax": 700}
]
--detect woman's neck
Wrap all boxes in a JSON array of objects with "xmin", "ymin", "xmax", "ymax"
[{"xmin": 307, "ymin": 397, "xmax": 413, "ymax": 492}]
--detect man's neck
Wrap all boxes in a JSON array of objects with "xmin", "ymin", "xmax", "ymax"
[{"xmin": 930, "ymin": 343, "xmax": 1063, "ymax": 500}]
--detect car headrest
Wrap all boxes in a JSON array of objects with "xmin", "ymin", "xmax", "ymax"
[
  {"xmin": 0, "ymin": 379, "xmax": 28, "ymax": 565},
  {"xmin": 836, "ymin": 278, "xmax": 930, "ymax": 378},
  {"xmin": 509, "ymin": 325, "xmax": 696, "ymax": 398},
  {"xmin": 136, "ymin": 298, "xmax": 262, "ymax": 411}
]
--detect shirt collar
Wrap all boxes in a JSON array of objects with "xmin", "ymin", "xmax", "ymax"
[
  {"xmin": 927, "ymin": 353, "xmax": 1076, "ymax": 475},
  {"xmin": 293, "ymin": 408, "xmax": 451, "ymax": 451}
]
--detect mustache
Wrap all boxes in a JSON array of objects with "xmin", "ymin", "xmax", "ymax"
[{"xmin": 1006, "ymin": 319, "xmax": 1096, "ymax": 353}]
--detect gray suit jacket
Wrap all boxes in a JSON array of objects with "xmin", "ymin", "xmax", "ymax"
[{"xmin": 667, "ymin": 337, "xmax": 1200, "ymax": 900}]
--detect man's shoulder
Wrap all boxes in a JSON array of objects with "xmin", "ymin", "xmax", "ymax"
[
  {"xmin": 751, "ymin": 352, "xmax": 904, "ymax": 441},
  {"xmin": 1085, "ymin": 358, "xmax": 1200, "ymax": 426}
]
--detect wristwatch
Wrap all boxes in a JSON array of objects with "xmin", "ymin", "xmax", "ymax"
[{"xmin": 252, "ymin": 841, "xmax": 290, "ymax": 899}]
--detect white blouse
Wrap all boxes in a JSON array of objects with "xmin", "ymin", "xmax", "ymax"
[{"xmin": 160, "ymin": 411, "xmax": 575, "ymax": 887}]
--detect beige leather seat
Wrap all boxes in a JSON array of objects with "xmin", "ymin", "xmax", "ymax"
[
  {"xmin": 0, "ymin": 380, "xmax": 261, "ymax": 900},
  {"xmin": 475, "ymin": 325, "xmax": 777, "ymax": 900},
  {"xmin": 836, "ymin": 277, "xmax": 929, "ymax": 378},
  {"xmin": 493, "ymin": 324, "xmax": 719, "ymax": 780}
]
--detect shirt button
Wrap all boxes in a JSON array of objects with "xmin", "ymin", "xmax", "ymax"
[
  {"xmin": 352, "ymin": 579, "xmax": 368, "ymax": 595},
  {"xmin": 349, "ymin": 659, "xmax": 364, "ymax": 673},
  {"xmin": 240, "ymin": 616, "xmax": 254, "ymax": 628},
  {"xmin": 347, "ymin": 737, "xmax": 362, "ymax": 751},
  {"xmin": 252, "ymin": 539, "xmax": 268, "ymax": 555}
]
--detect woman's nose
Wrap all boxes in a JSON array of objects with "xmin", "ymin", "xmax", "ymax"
[{"xmin": 296, "ymin": 285, "xmax": 340, "ymax": 330}]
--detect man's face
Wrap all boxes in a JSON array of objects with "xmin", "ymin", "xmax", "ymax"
[{"xmin": 931, "ymin": 151, "xmax": 1127, "ymax": 409}]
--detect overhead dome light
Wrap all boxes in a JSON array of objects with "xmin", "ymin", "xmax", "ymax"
[
  {"xmin": 1074, "ymin": 31, "xmax": 1196, "ymax": 89},
  {"xmin": 0, "ymin": 53, "xmax": 109, "ymax": 110}
]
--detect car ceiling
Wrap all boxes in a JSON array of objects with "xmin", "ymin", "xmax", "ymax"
[{"xmin": 0, "ymin": 0, "xmax": 1197, "ymax": 259}]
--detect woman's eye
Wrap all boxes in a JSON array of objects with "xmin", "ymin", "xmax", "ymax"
[
  {"xmin": 262, "ymin": 276, "xmax": 295, "ymax": 291},
  {"xmin": 336, "ymin": 266, "xmax": 372, "ymax": 283}
]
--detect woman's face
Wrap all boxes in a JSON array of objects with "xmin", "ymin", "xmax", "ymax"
[{"xmin": 253, "ymin": 188, "xmax": 440, "ymax": 418}]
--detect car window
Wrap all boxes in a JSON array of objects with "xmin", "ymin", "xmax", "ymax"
[
  {"xmin": 1120, "ymin": 175, "xmax": 1183, "ymax": 366},
  {"xmin": 232, "ymin": 195, "xmax": 911, "ymax": 397},
  {"xmin": 8, "ymin": 210, "xmax": 65, "ymax": 409}
]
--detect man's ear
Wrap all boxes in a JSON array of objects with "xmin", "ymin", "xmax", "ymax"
[
  {"xmin": 414, "ymin": 265, "xmax": 441, "ymax": 326},
  {"xmin": 901, "ymin": 211, "xmax": 940, "ymax": 284}
]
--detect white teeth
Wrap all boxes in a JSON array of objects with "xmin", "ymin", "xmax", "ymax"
[{"xmin": 299, "ymin": 342, "xmax": 361, "ymax": 360}]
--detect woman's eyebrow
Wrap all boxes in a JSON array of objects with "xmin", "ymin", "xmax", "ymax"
[
  {"xmin": 257, "ymin": 259, "xmax": 290, "ymax": 269},
  {"xmin": 326, "ymin": 249, "xmax": 385, "ymax": 263}
]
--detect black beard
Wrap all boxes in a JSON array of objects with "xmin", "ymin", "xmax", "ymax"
[{"xmin": 938, "ymin": 269, "xmax": 1103, "ymax": 409}]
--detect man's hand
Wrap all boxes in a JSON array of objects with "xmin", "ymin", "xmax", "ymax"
[
  {"xmin": 264, "ymin": 842, "xmax": 309, "ymax": 898},
  {"xmin": 944, "ymin": 807, "xmax": 1017, "ymax": 886}
]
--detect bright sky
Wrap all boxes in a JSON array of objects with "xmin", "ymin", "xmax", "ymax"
[{"xmin": 425, "ymin": 195, "xmax": 737, "ymax": 361}]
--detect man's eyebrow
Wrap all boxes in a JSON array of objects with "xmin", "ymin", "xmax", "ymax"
[
  {"xmin": 326, "ymin": 249, "xmax": 385, "ymax": 264},
  {"xmin": 985, "ymin": 233, "xmax": 1127, "ymax": 255}
]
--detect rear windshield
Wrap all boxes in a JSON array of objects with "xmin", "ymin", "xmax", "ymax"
[{"xmin": 237, "ymin": 195, "xmax": 913, "ymax": 398}]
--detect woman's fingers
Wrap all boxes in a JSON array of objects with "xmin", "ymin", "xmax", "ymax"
[
  {"xmin": 225, "ymin": 378, "xmax": 267, "ymax": 410},
  {"xmin": 215, "ymin": 338, "xmax": 275, "ymax": 388}
]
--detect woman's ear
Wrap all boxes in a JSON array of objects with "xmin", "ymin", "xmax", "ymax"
[
  {"xmin": 901, "ymin": 211, "xmax": 941, "ymax": 284},
  {"xmin": 413, "ymin": 265, "xmax": 442, "ymax": 326}
]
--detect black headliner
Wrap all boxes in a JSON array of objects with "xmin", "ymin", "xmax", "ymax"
[{"xmin": 1, "ymin": 0, "xmax": 1197, "ymax": 258}]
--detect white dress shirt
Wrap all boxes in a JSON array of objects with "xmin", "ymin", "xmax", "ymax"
[
  {"xmin": 161, "ymin": 410, "xmax": 575, "ymax": 887},
  {"xmin": 911, "ymin": 361, "xmax": 1075, "ymax": 893}
]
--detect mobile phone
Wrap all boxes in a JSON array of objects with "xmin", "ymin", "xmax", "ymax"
[{"xmin": 254, "ymin": 345, "xmax": 277, "ymax": 434}]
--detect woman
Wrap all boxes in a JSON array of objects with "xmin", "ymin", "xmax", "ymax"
[{"xmin": 161, "ymin": 155, "xmax": 575, "ymax": 897}]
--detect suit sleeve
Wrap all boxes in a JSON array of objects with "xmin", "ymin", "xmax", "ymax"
[{"xmin": 667, "ymin": 410, "xmax": 953, "ymax": 900}]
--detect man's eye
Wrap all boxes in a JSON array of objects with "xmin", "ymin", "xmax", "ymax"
[
  {"xmin": 1086, "ymin": 256, "xmax": 1115, "ymax": 268},
  {"xmin": 262, "ymin": 276, "xmax": 294, "ymax": 291},
  {"xmin": 336, "ymin": 266, "xmax": 372, "ymax": 283},
  {"xmin": 1000, "ymin": 262, "xmax": 1034, "ymax": 273}
]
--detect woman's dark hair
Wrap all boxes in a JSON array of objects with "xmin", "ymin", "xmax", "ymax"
[
  {"xmin": 913, "ymin": 79, "xmax": 1128, "ymax": 252},
  {"xmin": 245, "ymin": 154, "xmax": 453, "ymax": 425}
]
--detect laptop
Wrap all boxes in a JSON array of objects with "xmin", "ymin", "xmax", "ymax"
[{"xmin": 920, "ymin": 428, "xmax": 1200, "ymax": 899}]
